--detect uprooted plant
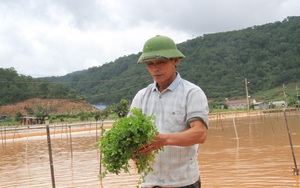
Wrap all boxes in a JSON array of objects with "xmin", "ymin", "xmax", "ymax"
[{"xmin": 95, "ymin": 108, "xmax": 163, "ymax": 186}]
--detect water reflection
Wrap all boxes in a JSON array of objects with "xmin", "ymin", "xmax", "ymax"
[
  {"xmin": 200, "ymin": 112, "xmax": 300, "ymax": 188},
  {"xmin": 1, "ymin": 112, "xmax": 300, "ymax": 187}
]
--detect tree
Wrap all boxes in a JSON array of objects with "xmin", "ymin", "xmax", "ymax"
[
  {"xmin": 113, "ymin": 99, "xmax": 130, "ymax": 118},
  {"xmin": 79, "ymin": 111, "xmax": 90, "ymax": 121},
  {"xmin": 288, "ymin": 96, "xmax": 297, "ymax": 107},
  {"xmin": 94, "ymin": 111, "xmax": 101, "ymax": 121},
  {"xmin": 15, "ymin": 112, "xmax": 23, "ymax": 122},
  {"xmin": 34, "ymin": 105, "xmax": 46, "ymax": 124}
]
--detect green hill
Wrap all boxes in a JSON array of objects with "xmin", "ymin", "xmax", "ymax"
[
  {"xmin": 1, "ymin": 16, "xmax": 298, "ymax": 108},
  {"xmin": 0, "ymin": 67, "xmax": 85, "ymax": 106},
  {"xmin": 44, "ymin": 16, "xmax": 300, "ymax": 106}
]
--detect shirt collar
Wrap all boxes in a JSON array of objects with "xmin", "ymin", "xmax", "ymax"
[{"xmin": 151, "ymin": 72, "xmax": 181, "ymax": 92}]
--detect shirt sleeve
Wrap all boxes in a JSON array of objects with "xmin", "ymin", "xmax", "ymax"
[
  {"xmin": 186, "ymin": 88, "xmax": 209, "ymax": 128},
  {"xmin": 129, "ymin": 88, "xmax": 146, "ymax": 112}
]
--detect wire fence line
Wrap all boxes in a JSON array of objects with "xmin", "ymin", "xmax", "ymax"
[{"xmin": 1, "ymin": 108, "xmax": 299, "ymax": 137}]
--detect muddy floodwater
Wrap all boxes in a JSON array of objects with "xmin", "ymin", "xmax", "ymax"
[{"xmin": 1, "ymin": 111, "xmax": 300, "ymax": 187}]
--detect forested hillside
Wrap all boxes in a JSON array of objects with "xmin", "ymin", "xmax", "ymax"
[
  {"xmin": 45, "ymin": 55, "xmax": 151, "ymax": 104},
  {"xmin": 0, "ymin": 68, "xmax": 85, "ymax": 106},
  {"xmin": 178, "ymin": 16, "xmax": 300, "ymax": 100},
  {"xmin": 42, "ymin": 16, "xmax": 300, "ymax": 105}
]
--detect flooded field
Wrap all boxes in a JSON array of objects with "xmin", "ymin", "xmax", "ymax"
[{"xmin": 1, "ymin": 111, "xmax": 300, "ymax": 187}]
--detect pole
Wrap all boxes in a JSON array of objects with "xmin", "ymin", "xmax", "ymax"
[
  {"xmin": 3, "ymin": 126, "xmax": 6, "ymax": 151},
  {"xmin": 232, "ymin": 112, "xmax": 239, "ymax": 144},
  {"xmin": 68, "ymin": 125, "xmax": 73, "ymax": 158},
  {"xmin": 245, "ymin": 78, "xmax": 250, "ymax": 110},
  {"xmin": 283, "ymin": 84, "xmax": 288, "ymax": 108},
  {"xmin": 283, "ymin": 110, "xmax": 299, "ymax": 175},
  {"xmin": 46, "ymin": 122, "xmax": 56, "ymax": 187},
  {"xmin": 99, "ymin": 119, "xmax": 104, "ymax": 188},
  {"xmin": 99, "ymin": 119, "xmax": 104, "ymax": 174},
  {"xmin": 25, "ymin": 126, "xmax": 29, "ymax": 163},
  {"xmin": 296, "ymin": 85, "xmax": 299, "ymax": 108}
]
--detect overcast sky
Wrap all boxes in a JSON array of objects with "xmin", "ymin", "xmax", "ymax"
[{"xmin": 1, "ymin": 0, "xmax": 300, "ymax": 78}]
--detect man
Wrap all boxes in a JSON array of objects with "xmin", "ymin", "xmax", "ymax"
[{"xmin": 130, "ymin": 35, "xmax": 209, "ymax": 188}]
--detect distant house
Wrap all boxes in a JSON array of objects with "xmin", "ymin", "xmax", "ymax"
[
  {"xmin": 0, "ymin": 115, "xmax": 8, "ymax": 120},
  {"xmin": 226, "ymin": 99, "xmax": 256, "ymax": 110},
  {"xmin": 93, "ymin": 104, "xmax": 107, "ymax": 109},
  {"xmin": 253, "ymin": 102, "xmax": 269, "ymax": 110},
  {"xmin": 20, "ymin": 117, "xmax": 39, "ymax": 125},
  {"xmin": 269, "ymin": 101, "xmax": 287, "ymax": 107}
]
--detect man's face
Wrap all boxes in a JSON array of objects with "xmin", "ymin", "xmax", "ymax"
[{"xmin": 145, "ymin": 58, "xmax": 179, "ymax": 89}]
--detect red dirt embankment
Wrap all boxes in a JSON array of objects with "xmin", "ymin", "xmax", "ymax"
[{"xmin": 0, "ymin": 98, "xmax": 98, "ymax": 117}]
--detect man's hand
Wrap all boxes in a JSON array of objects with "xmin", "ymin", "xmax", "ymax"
[{"xmin": 138, "ymin": 135, "xmax": 164, "ymax": 154}]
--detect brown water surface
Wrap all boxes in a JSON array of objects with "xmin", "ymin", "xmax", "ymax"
[{"xmin": 1, "ymin": 112, "xmax": 300, "ymax": 187}]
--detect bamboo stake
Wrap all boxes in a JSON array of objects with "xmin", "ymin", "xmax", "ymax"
[
  {"xmin": 46, "ymin": 123, "xmax": 56, "ymax": 187},
  {"xmin": 100, "ymin": 119, "xmax": 104, "ymax": 188},
  {"xmin": 216, "ymin": 113, "xmax": 219, "ymax": 129},
  {"xmin": 95, "ymin": 120, "xmax": 98, "ymax": 142},
  {"xmin": 268, "ymin": 111, "xmax": 275, "ymax": 134},
  {"xmin": 298, "ymin": 109, "xmax": 300, "ymax": 128},
  {"xmin": 13, "ymin": 126, "xmax": 20, "ymax": 141},
  {"xmin": 53, "ymin": 123, "xmax": 56, "ymax": 138},
  {"xmin": 25, "ymin": 126, "xmax": 29, "ymax": 163},
  {"xmin": 220, "ymin": 113, "xmax": 224, "ymax": 131},
  {"xmin": 1, "ymin": 125, "xmax": 4, "ymax": 151},
  {"xmin": 232, "ymin": 112, "xmax": 239, "ymax": 143},
  {"xmin": 68, "ymin": 125, "xmax": 73, "ymax": 158},
  {"xmin": 65, "ymin": 123, "xmax": 69, "ymax": 143},
  {"xmin": 260, "ymin": 111, "xmax": 264, "ymax": 126},
  {"xmin": 4, "ymin": 126, "xmax": 6, "ymax": 150},
  {"xmin": 283, "ymin": 110, "xmax": 299, "ymax": 175},
  {"xmin": 61, "ymin": 123, "xmax": 64, "ymax": 140}
]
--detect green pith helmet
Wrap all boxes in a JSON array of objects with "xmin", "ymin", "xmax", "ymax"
[{"xmin": 137, "ymin": 35, "xmax": 185, "ymax": 64}]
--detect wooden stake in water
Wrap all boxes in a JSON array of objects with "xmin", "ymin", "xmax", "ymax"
[
  {"xmin": 232, "ymin": 112, "xmax": 239, "ymax": 142},
  {"xmin": 4, "ymin": 126, "xmax": 6, "ymax": 150},
  {"xmin": 99, "ymin": 119, "xmax": 104, "ymax": 188},
  {"xmin": 1, "ymin": 125, "xmax": 5, "ymax": 151},
  {"xmin": 25, "ymin": 126, "xmax": 29, "ymax": 163},
  {"xmin": 283, "ymin": 110, "xmax": 299, "ymax": 175},
  {"xmin": 68, "ymin": 125, "xmax": 73, "ymax": 158},
  {"xmin": 46, "ymin": 121, "xmax": 56, "ymax": 188}
]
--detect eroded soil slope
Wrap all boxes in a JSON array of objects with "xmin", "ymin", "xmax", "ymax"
[{"xmin": 0, "ymin": 98, "xmax": 98, "ymax": 117}]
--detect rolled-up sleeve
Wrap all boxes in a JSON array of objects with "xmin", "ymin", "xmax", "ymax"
[{"xmin": 186, "ymin": 89, "xmax": 209, "ymax": 128}]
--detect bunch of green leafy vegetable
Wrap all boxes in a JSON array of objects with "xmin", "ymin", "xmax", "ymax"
[{"xmin": 95, "ymin": 108, "xmax": 163, "ymax": 184}]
